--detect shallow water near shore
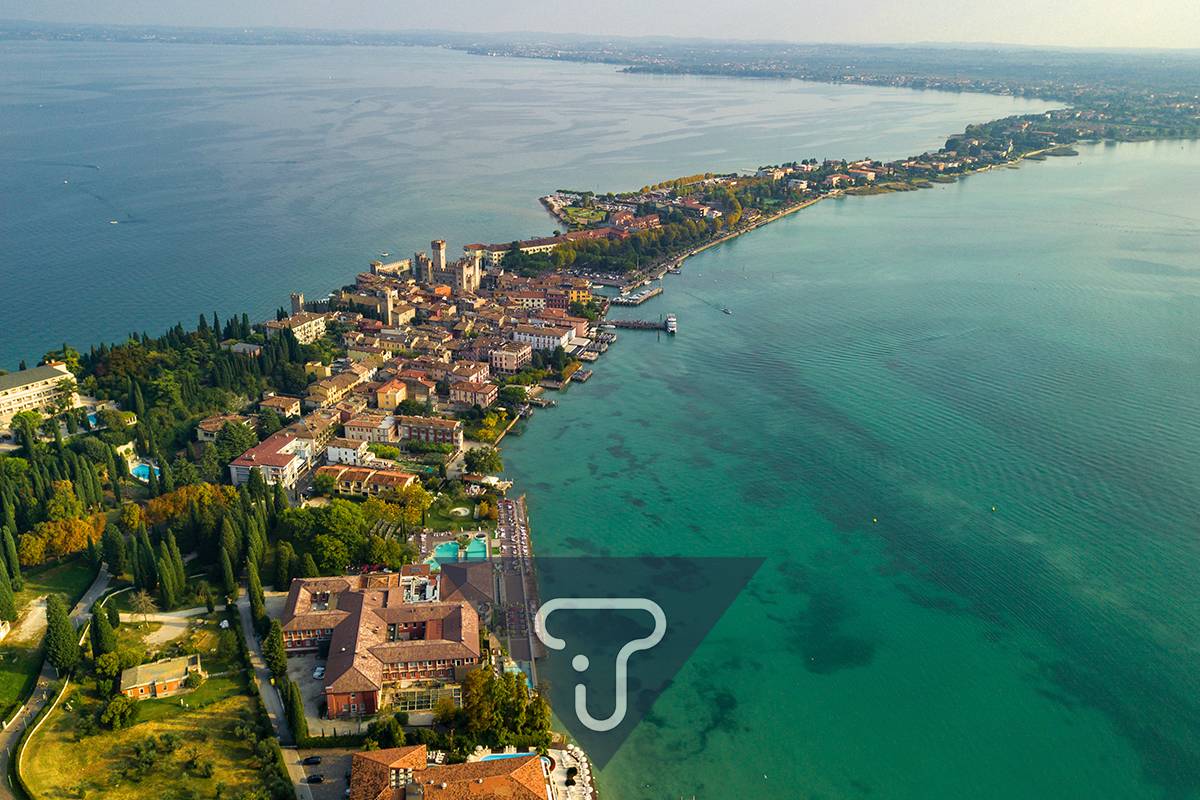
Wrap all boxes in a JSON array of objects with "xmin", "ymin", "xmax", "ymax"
[{"xmin": 502, "ymin": 140, "xmax": 1200, "ymax": 799}]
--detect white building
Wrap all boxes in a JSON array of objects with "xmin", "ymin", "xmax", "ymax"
[
  {"xmin": 512, "ymin": 324, "xmax": 572, "ymax": 353},
  {"xmin": 0, "ymin": 362, "xmax": 76, "ymax": 425},
  {"xmin": 228, "ymin": 432, "xmax": 311, "ymax": 490}
]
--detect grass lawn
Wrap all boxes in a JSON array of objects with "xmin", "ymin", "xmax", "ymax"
[
  {"xmin": 0, "ymin": 645, "xmax": 43, "ymax": 722},
  {"xmin": 13, "ymin": 557, "xmax": 97, "ymax": 610},
  {"xmin": 1, "ymin": 557, "xmax": 98, "ymax": 721},
  {"xmin": 562, "ymin": 206, "xmax": 606, "ymax": 226},
  {"xmin": 24, "ymin": 674, "xmax": 263, "ymax": 800},
  {"xmin": 24, "ymin": 612, "xmax": 263, "ymax": 800}
]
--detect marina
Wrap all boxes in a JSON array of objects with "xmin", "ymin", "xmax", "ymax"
[{"xmin": 610, "ymin": 286, "xmax": 663, "ymax": 305}]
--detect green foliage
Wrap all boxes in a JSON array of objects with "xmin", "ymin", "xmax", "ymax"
[
  {"xmin": 0, "ymin": 565, "xmax": 16, "ymax": 621},
  {"xmin": 464, "ymin": 447, "xmax": 503, "ymax": 475},
  {"xmin": 262, "ymin": 620, "xmax": 287, "ymax": 681},
  {"xmin": 45, "ymin": 593, "xmax": 81, "ymax": 673},
  {"xmin": 101, "ymin": 524, "xmax": 127, "ymax": 577},
  {"xmin": 99, "ymin": 694, "xmax": 136, "ymax": 729},
  {"xmin": 90, "ymin": 608, "xmax": 117, "ymax": 657}
]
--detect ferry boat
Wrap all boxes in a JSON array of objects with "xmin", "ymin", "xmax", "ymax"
[{"xmin": 665, "ymin": 314, "xmax": 677, "ymax": 335}]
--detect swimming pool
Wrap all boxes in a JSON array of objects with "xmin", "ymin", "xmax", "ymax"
[
  {"xmin": 130, "ymin": 463, "xmax": 160, "ymax": 481},
  {"xmin": 430, "ymin": 538, "xmax": 489, "ymax": 563}
]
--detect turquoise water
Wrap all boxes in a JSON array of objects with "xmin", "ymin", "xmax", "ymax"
[
  {"xmin": 430, "ymin": 538, "xmax": 488, "ymax": 563},
  {"xmin": 4, "ymin": 41, "xmax": 1197, "ymax": 800},
  {"xmin": 130, "ymin": 463, "xmax": 160, "ymax": 481},
  {"xmin": 502, "ymin": 141, "xmax": 1200, "ymax": 799},
  {"xmin": 0, "ymin": 42, "xmax": 1052, "ymax": 367}
]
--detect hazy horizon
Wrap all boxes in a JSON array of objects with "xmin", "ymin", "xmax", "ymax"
[{"xmin": 2, "ymin": 0, "xmax": 1198, "ymax": 51}]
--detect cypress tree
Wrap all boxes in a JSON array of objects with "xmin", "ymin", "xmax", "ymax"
[
  {"xmin": 220, "ymin": 547, "xmax": 237, "ymax": 600},
  {"xmin": 0, "ymin": 567, "xmax": 16, "ymax": 622},
  {"xmin": 90, "ymin": 609, "xmax": 117, "ymax": 657},
  {"xmin": 299, "ymin": 552, "xmax": 319, "ymax": 578},
  {"xmin": 106, "ymin": 601, "xmax": 121, "ymax": 630},
  {"xmin": 262, "ymin": 620, "xmax": 287, "ymax": 680},
  {"xmin": 157, "ymin": 556, "xmax": 176, "ymax": 609},
  {"xmin": 102, "ymin": 525, "xmax": 127, "ymax": 577},
  {"xmin": 247, "ymin": 559, "xmax": 266, "ymax": 632},
  {"xmin": 45, "ymin": 594, "xmax": 80, "ymax": 673},
  {"xmin": 274, "ymin": 542, "xmax": 295, "ymax": 591},
  {"xmin": 3, "ymin": 526, "xmax": 22, "ymax": 590}
]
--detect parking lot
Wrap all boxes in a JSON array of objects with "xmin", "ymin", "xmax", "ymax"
[
  {"xmin": 291, "ymin": 747, "xmax": 355, "ymax": 800},
  {"xmin": 285, "ymin": 651, "xmax": 376, "ymax": 738}
]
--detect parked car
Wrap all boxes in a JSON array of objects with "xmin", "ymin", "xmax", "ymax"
[
  {"xmin": 312, "ymin": 665, "xmax": 326, "ymax": 680},
  {"xmin": 305, "ymin": 775, "xmax": 325, "ymax": 784},
  {"xmin": 302, "ymin": 756, "xmax": 322, "ymax": 766}
]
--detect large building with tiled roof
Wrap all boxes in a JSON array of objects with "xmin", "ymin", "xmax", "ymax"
[
  {"xmin": 281, "ymin": 573, "xmax": 481, "ymax": 717},
  {"xmin": 349, "ymin": 746, "xmax": 553, "ymax": 800}
]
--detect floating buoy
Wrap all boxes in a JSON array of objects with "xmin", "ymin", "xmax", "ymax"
[
  {"xmin": 991, "ymin": 506, "xmax": 997, "ymax": 513},
  {"xmin": 872, "ymin": 517, "xmax": 878, "ymax": 524}
]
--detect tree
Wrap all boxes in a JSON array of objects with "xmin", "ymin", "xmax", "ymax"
[
  {"xmin": 45, "ymin": 479, "xmax": 84, "ymax": 521},
  {"xmin": 0, "ymin": 567, "xmax": 16, "ymax": 622},
  {"xmin": 247, "ymin": 559, "xmax": 267, "ymax": 632},
  {"xmin": 1, "ymin": 526, "xmax": 20, "ymax": 586},
  {"xmin": 262, "ymin": 620, "xmax": 288, "ymax": 680},
  {"xmin": 299, "ymin": 552, "xmax": 319, "ymax": 579},
  {"xmin": 100, "ymin": 695, "xmax": 136, "ymax": 729},
  {"xmin": 106, "ymin": 601, "xmax": 120, "ymax": 630},
  {"xmin": 90, "ymin": 608, "xmax": 117, "ymax": 657},
  {"xmin": 45, "ymin": 594, "xmax": 81, "ymax": 673},
  {"xmin": 214, "ymin": 421, "xmax": 258, "ymax": 466},
  {"xmin": 274, "ymin": 542, "xmax": 295, "ymax": 591},
  {"xmin": 117, "ymin": 502, "xmax": 143, "ymax": 535},
  {"xmin": 101, "ymin": 524, "xmax": 127, "ymax": 577},
  {"xmin": 312, "ymin": 472, "xmax": 335, "ymax": 497},
  {"xmin": 313, "ymin": 535, "xmax": 349, "ymax": 575},
  {"xmin": 258, "ymin": 409, "xmax": 283, "ymax": 437},
  {"xmin": 130, "ymin": 589, "xmax": 158, "ymax": 626},
  {"xmin": 220, "ymin": 547, "xmax": 238, "ymax": 601},
  {"xmin": 463, "ymin": 447, "xmax": 503, "ymax": 475}
]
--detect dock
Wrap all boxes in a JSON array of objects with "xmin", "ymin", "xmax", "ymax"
[
  {"xmin": 611, "ymin": 318, "xmax": 672, "ymax": 331},
  {"xmin": 611, "ymin": 286, "xmax": 663, "ymax": 306}
]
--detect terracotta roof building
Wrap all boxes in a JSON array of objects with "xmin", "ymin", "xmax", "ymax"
[
  {"xmin": 281, "ymin": 574, "xmax": 481, "ymax": 718},
  {"xmin": 349, "ymin": 746, "xmax": 552, "ymax": 800}
]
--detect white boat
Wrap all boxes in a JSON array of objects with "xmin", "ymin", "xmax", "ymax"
[{"xmin": 665, "ymin": 314, "xmax": 677, "ymax": 335}]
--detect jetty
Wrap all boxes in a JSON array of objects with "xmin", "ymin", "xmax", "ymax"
[
  {"xmin": 611, "ymin": 318, "xmax": 673, "ymax": 332},
  {"xmin": 611, "ymin": 286, "xmax": 662, "ymax": 306}
]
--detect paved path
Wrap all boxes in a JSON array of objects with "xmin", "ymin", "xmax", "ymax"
[
  {"xmin": 0, "ymin": 566, "xmax": 111, "ymax": 800},
  {"xmin": 119, "ymin": 605, "xmax": 208, "ymax": 645},
  {"xmin": 234, "ymin": 594, "xmax": 313, "ymax": 800}
]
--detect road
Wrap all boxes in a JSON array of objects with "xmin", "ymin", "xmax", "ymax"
[
  {"xmin": 0, "ymin": 565, "xmax": 111, "ymax": 800},
  {"xmin": 234, "ymin": 593, "xmax": 314, "ymax": 800}
]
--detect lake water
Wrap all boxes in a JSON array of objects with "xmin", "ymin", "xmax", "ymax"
[
  {"xmin": 2, "ymin": 41, "xmax": 1049, "ymax": 366},
  {"xmin": 4, "ymin": 42, "xmax": 1199, "ymax": 800},
  {"xmin": 503, "ymin": 139, "xmax": 1200, "ymax": 799}
]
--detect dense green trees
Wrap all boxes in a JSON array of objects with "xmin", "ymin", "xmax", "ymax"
[
  {"xmin": 464, "ymin": 447, "xmax": 503, "ymax": 475},
  {"xmin": 90, "ymin": 606, "xmax": 117, "ymax": 657}
]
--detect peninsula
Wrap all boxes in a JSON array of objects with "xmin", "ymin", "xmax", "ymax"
[{"xmin": 0, "ymin": 31, "xmax": 1197, "ymax": 800}]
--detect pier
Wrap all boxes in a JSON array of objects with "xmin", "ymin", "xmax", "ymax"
[
  {"xmin": 611, "ymin": 318, "xmax": 673, "ymax": 331},
  {"xmin": 611, "ymin": 286, "xmax": 663, "ymax": 305}
]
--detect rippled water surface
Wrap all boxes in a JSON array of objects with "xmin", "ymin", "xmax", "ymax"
[{"xmin": 503, "ymin": 141, "xmax": 1200, "ymax": 799}]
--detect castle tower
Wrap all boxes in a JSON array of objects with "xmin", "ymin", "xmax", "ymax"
[
  {"xmin": 432, "ymin": 239, "xmax": 447, "ymax": 272},
  {"xmin": 290, "ymin": 292, "xmax": 305, "ymax": 315}
]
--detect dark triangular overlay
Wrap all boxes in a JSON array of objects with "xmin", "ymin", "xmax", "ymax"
[{"xmin": 522, "ymin": 557, "xmax": 763, "ymax": 767}]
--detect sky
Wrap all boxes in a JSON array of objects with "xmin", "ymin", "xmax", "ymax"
[{"xmin": 2, "ymin": 0, "xmax": 1199, "ymax": 50}]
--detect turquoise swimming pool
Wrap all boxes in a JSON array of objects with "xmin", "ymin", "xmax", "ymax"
[
  {"xmin": 430, "ymin": 537, "xmax": 488, "ymax": 563},
  {"xmin": 130, "ymin": 463, "xmax": 160, "ymax": 481}
]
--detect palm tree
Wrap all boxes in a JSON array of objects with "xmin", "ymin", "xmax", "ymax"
[{"xmin": 130, "ymin": 590, "xmax": 158, "ymax": 627}]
